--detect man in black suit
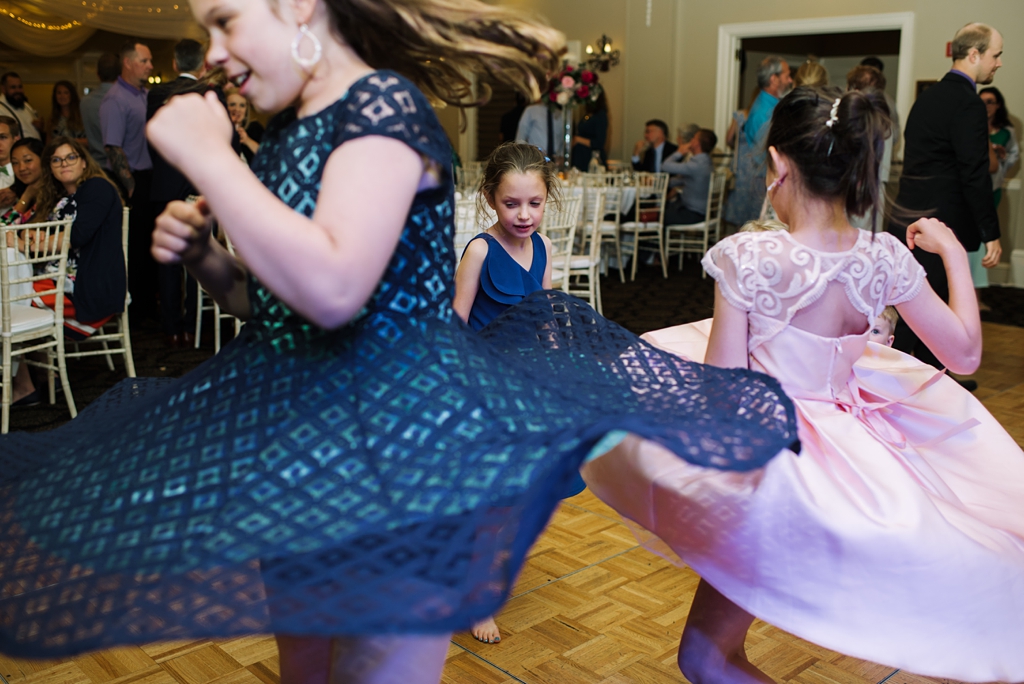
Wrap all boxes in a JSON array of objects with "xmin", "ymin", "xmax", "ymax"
[
  {"xmin": 148, "ymin": 38, "xmax": 205, "ymax": 348},
  {"xmin": 631, "ymin": 119, "xmax": 677, "ymax": 173},
  {"xmin": 889, "ymin": 23, "xmax": 1003, "ymax": 377}
]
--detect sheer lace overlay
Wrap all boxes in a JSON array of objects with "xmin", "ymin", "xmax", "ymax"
[{"xmin": 702, "ymin": 230, "xmax": 925, "ymax": 350}]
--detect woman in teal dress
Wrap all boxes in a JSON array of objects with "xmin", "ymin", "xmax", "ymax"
[{"xmin": 0, "ymin": 0, "xmax": 798, "ymax": 681}]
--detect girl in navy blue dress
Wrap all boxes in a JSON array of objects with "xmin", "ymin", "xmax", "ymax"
[
  {"xmin": 454, "ymin": 142, "xmax": 553, "ymax": 331},
  {"xmin": 453, "ymin": 143, "xmax": 581, "ymax": 645},
  {"xmin": 0, "ymin": 0, "xmax": 799, "ymax": 681}
]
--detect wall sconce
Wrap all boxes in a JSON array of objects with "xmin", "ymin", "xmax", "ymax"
[
  {"xmin": 147, "ymin": 74, "xmax": 164, "ymax": 85},
  {"xmin": 585, "ymin": 35, "xmax": 620, "ymax": 72}
]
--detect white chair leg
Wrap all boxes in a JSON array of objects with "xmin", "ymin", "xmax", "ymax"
[
  {"xmin": 195, "ymin": 287, "xmax": 205, "ymax": 349},
  {"xmin": 121, "ymin": 312, "xmax": 137, "ymax": 377},
  {"xmin": 1, "ymin": 350, "xmax": 11, "ymax": 434},
  {"xmin": 657, "ymin": 231, "xmax": 668, "ymax": 279},
  {"xmin": 55, "ymin": 344, "xmax": 76, "ymax": 419},
  {"xmin": 614, "ymin": 236, "xmax": 625, "ymax": 283},
  {"xmin": 101, "ymin": 336, "xmax": 115, "ymax": 371},
  {"xmin": 214, "ymin": 301, "xmax": 222, "ymax": 354},
  {"xmin": 48, "ymin": 351, "xmax": 56, "ymax": 404}
]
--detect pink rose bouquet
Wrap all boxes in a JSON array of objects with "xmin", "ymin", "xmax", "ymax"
[{"xmin": 546, "ymin": 64, "xmax": 602, "ymax": 109}]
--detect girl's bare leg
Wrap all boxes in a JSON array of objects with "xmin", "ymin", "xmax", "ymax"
[
  {"xmin": 678, "ymin": 579, "xmax": 773, "ymax": 684},
  {"xmin": 329, "ymin": 633, "xmax": 451, "ymax": 684},
  {"xmin": 12, "ymin": 362, "xmax": 36, "ymax": 403}
]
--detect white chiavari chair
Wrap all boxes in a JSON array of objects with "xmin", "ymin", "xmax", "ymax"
[
  {"xmin": 1, "ymin": 219, "xmax": 76, "ymax": 433},
  {"xmin": 65, "ymin": 206, "xmax": 136, "ymax": 376},
  {"xmin": 665, "ymin": 170, "xmax": 728, "ymax": 276},
  {"xmin": 540, "ymin": 195, "xmax": 581, "ymax": 293},
  {"xmin": 620, "ymin": 171, "xmax": 669, "ymax": 280},
  {"xmin": 567, "ymin": 185, "xmax": 605, "ymax": 312},
  {"xmin": 587, "ymin": 173, "xmax": 626, "ymax": 283},
  {"xmin": 195, "ymin": 229, "xmax": 242, "ymax": 353}
]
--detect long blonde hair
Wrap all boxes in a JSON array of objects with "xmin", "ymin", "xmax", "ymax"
[
  {"xmin": 34, "ymin": 137, "xmax": 123, "ymax": 221},
  {"xmin": 322, "ymin": 0, "xmax": 565, "ymax": 105}
]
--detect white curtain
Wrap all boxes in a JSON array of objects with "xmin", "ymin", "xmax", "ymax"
[
  {"xmin": 0, "ymin": 2, "xmax": 96, "ymax": 57},
  {"xmin": 17, "ymin": 0, "xmax": 204, "ymax": 46}
]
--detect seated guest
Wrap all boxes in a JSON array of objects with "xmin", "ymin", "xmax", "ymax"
[
  {"xmin": 631, "ymin": 119, "xmax": 677, "ymax": 172},
  {"xmin": 677, "ymin": 123, "xmax": 700, "ymax": 150},
  {"xmin": 663, "ymin": 128, "xmax": 717, "ymax": 225},
  {"xmin": 0, "ymin": 115, "xmax": 20, "ymax": 209},
  {"xmin": 28, "ymin": 137, "xmax": 126, "ymax": 339},
  {"xmin": 49, "ymin": 81, "xmax": 87, "ymax": 144},
  {"xmin": 2, "ymin": 137, "xmax": 47, "ymax": 407},
  {"xmin": 3, "ymin": 138, "xmax": 45, "ymax": 224}
]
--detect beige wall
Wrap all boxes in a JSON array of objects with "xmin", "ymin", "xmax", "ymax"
[
  {"xmin": 500, "ymin": 0, "xmax": 633, "ymax": 159},
  {"xmin": 499, "ymin": 0, "xmax": 1022, "ymax": 161}
]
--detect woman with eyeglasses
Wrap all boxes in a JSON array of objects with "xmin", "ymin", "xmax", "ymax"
[
  {"xmin": 27, "ymin": 136, "xmax": 126, "ymax": 338},
  {"xmin": 973, "ymin": 87, "xmax": 1019, "ymax": 310}
]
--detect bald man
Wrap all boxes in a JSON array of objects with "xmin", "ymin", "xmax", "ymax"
[{"xmin": 889, "ymin": 22, "xmax": 1003, "ymax": 382}]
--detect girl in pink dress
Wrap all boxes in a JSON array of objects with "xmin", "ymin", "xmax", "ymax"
[{"xmin": 582, "ymin": 86, "xmax": 1024, "ymax": 682}]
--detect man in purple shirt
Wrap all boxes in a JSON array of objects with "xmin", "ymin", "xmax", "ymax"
[{"xmin": 101, "ymin": 39, "xmax": 156, "ymax": 318}]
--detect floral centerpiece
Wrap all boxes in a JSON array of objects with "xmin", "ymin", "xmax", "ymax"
[{"xmin": 547, "ymin": 64, "xmax": 602, "ymax": 109}]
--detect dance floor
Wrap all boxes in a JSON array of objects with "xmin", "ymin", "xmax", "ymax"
[{"xmin": 3, "ymin": 265, "xmax": 1021, "ymax": 684}]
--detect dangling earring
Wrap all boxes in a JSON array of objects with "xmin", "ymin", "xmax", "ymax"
[
  {"xmin": 766, "ymin": 176, "xmax": 784, "ymax": 194},
  {"xmin": 291, "ymin": 23, "xmax": 322, "ymax": 72}
]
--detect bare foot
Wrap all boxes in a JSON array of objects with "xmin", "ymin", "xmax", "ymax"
[{"xmin": 470, "ymin": 616, "xmax": 501, "ymax": 643}]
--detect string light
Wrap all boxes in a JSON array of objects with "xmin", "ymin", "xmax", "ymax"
[{"xmin": 0, "ymin": 5, "xmax": 83, "ymax": 30}]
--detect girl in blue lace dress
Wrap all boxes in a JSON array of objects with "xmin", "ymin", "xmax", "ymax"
[{"xmin": 0, "ymin": 0, "xmax": 799, "ymax": 681}]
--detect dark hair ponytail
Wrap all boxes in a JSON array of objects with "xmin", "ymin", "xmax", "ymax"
[{"xmin": 766, "ymin": 85, "xmax": 891, "ymax": 229}]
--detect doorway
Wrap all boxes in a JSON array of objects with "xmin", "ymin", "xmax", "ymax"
[
  {"xmin": 713, "ymin": 12, "xmax": 915, "ymax": 145},
  {"xmin": 738, "ymin": 30, "xmax": 901, "ymax": 112}
]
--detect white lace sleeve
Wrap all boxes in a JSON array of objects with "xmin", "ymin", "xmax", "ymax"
[
  {"xmin": 878, "ymin": 233, "xmax": 927, "ymax": 305},
  {"xmin": 702, "ymin": 234, "xmax": 756, "ymax": 312}
]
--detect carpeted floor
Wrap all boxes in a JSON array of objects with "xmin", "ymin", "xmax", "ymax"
[{"xmin": 7, "ymin": 256, "xmax": 1023, "ymax": 432}]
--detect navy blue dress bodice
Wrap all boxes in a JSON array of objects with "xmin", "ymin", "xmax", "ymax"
[
  {"xmin": 0, "ymin": 71, "xmax": 798, "ymax": 657},
  {"xmin": 466, "ymin": 231, "xmax": 546, "ymax": 331}
]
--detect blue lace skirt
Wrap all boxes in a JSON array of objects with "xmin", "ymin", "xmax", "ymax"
[{"xmin": 0, "ymin": 291, "xmax": 797, "ymax": 656}]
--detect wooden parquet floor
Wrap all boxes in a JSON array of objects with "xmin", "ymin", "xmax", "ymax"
[{"xmin": 2, "ymin": 322, "xmax": 1021, "ymax": 684}]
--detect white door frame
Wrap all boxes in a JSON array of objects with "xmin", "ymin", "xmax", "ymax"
[{"xmin": 714, "ymin": 12, "xmax": 916, "ymax": 145}]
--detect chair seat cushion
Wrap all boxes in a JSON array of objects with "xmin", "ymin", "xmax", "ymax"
[
  {"xmin": 569, "ymin": 256, "xmax": 599, "ymax": 268},
  {"xmin": 9, "ymin": 304, "xmax": 54, "ymax": 335},
  {"xmin": 621, "ymin": 222, "xmax": 661, "ymax": 231},
  {"xmin": 666, "ymin": 221, "xmax": 709, "ymax": 231}
]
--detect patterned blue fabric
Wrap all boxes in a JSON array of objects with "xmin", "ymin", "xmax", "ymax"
[
  {"xmin": 466, "ymin": 232, "xmax": 546, "ymax": 331},
  {"xmin": 0, "ymin": 71, "xmax": 799, "ymax": 657}
]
